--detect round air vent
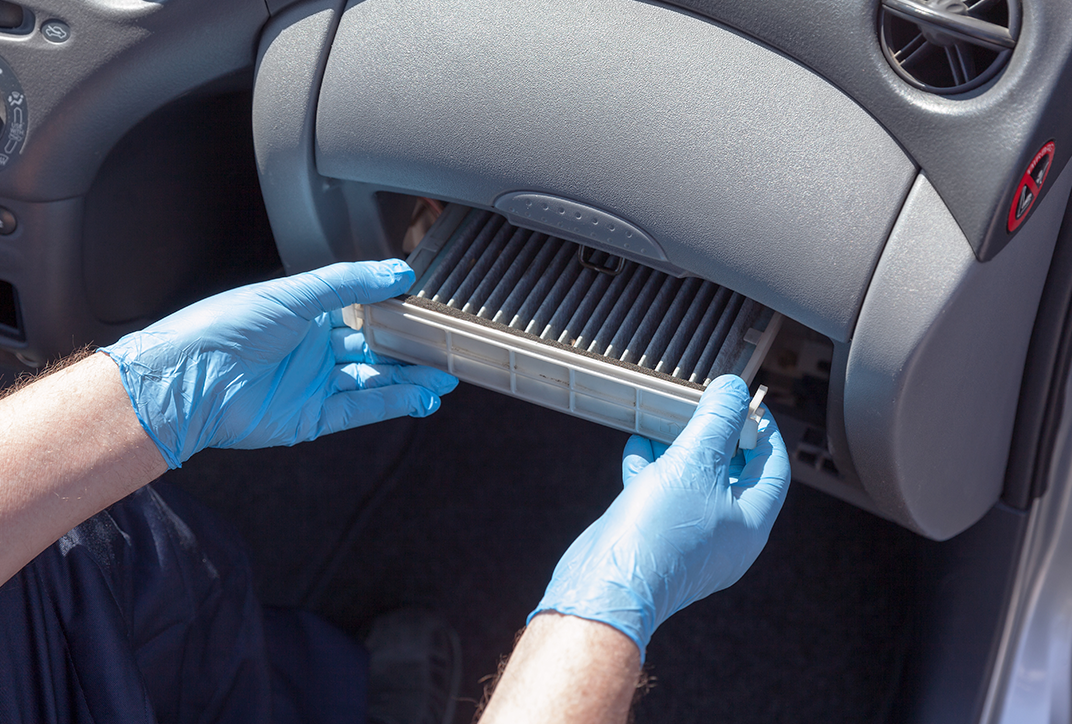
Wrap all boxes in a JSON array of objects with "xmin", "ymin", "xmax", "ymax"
[{"xmin": 879, "ymin": 0, "xmax": 1019, "ymax": 95}]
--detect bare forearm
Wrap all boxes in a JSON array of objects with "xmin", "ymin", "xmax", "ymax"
[
  {"xmin": 479, "ymin": 612, "xmax": 641, "ymax": 724},
  {"xmin": 0, "ymin": 352, "xmax": 166, "ymax": 585}
]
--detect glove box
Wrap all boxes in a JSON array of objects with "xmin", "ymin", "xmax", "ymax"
[{"xmin": 252, "ymin": 0, "xmax": 1072, "ymax": 540}]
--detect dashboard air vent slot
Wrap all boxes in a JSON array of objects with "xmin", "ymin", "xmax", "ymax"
[
  {"xmin": 879, "ymin": 0, "xmax": 1019, "ymax": 95},
  {"xmin": 353, "ymin": 206, "xmax": 782, "ymax": 443}
]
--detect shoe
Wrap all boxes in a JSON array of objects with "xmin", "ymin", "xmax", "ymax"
[{"xmin": 364, "ymin": 609, "xmax": 462, "ymax": 724}]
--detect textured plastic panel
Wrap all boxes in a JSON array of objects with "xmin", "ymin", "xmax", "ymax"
[
  {"xmin": 357, "ymin": 209, "xmax": 781, "ymax": 445},
  {"xmin": 0, "ymin": 0, "xmax": 267, "ymax": 201},
  {"xmin": 314, "ymin": 0, "xmax": 916, "ymax": 342},
  {"xmin": 0, "ymin": 197, "xmax": 122, "ymax": 362},
  {"xmin": 845, "ymin": 161, "xmax": 1072, "ymax": 540},
  {"xmin": 0, "ymin": 0, "xmax": 268, "ymax": 361},
  {"xmin": 253, "ymin": 0, "xmax": 359, "ymax": 275},
  {"xmin": 665, "ymin": 0, "xmax": 1072, "ymax": 260}
]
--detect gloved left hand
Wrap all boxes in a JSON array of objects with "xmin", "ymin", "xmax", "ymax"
[{"xmin": 102, "ymin": 260, "xmax": 458, "ymax": 469}]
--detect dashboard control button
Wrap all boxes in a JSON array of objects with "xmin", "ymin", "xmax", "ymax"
[
  {"xmin": 1007, "ymin": 141, "xmax": 1055, "ymax": 233},
  {"xmin": 0, "ymin": 206, "xmax": 17, "ymax": 235},
  {"xmin": 41, "ymin": 19, "xmax": 69, "ymax": 44}
]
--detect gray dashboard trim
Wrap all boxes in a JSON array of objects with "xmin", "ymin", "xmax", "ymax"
[
  {"xmin": 0, "ymin": 0, "xmax": 268, "ymax": 201},
  {"xmin": 253, "ymin": 0, "xmax": 353, "ymax": 275},
  {"xmin": 845, "ymin": 162, "xmax": 1072, "ymax": 539},
  {"xmin": 667, "ymin": 0, "xmax": 1072, "ymax": 261},
  {"xmin": 311, "ymin": 0, "xmax": 916, "ymax": 343}
]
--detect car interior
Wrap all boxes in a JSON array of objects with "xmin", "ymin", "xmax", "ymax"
[{"xmin": 1, "ymin": 0, "xmax": 1071, "ymax": 721}]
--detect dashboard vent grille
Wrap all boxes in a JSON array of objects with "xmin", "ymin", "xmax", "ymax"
[{"xmin": 879, "ymin": 0, "xmax": 1019, "ymax": 95}]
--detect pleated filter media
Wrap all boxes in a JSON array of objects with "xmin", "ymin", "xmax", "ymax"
[{"xmin": 352, "ymin": 205, "xmax": 782, "ymax": 444}]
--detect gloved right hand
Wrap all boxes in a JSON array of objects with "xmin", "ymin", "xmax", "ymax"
[
  {"xmin": 102, "ymin": 260, "xmax": 457, "ymax": 469},
  {"xmin": 529, "ymin": 375, "xmax": 791, "ymax": 661}
]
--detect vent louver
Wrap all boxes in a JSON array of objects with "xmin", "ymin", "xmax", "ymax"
[
  {"xmin": 354, "ymin": 206, "xmax": 781, "ymax": 443},
  {"xmin": 879, "ymin": 0, "xmax": 1019, "ymax": 95}
]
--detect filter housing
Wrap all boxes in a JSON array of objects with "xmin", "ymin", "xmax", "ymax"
[{"xmin": 354, "ymin": 206, "xmax": 781, "ymax": 444}]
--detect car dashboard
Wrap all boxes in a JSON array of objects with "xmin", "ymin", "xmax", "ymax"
[
  {"xmin": 1, "ymin": 1, "xmax": 1072, "ymax": 719},
  {"xmin": 1, "ymin": 0, "xmax": 1070, "ymax": 537}
]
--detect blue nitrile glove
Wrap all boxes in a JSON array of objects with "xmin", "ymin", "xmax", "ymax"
[
  {"xmin": 102, "ymin": 260, "xmax": 458, "ymax": 469},
  {"xmin": 529, "ymin": 374, "xmax": 791, "ymax": 662}
]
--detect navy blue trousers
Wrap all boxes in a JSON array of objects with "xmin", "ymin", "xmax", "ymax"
[{"xmin": 0, "ymin": 482, "xmax": 368, "ymax": 723}]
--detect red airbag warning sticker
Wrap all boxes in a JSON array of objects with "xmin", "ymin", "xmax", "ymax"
[{"xmin": 1008, "ymin": 141, "xmax": 1056, "ymax": 233}]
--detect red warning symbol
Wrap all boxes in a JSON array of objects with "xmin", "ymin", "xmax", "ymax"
[{"xmin": 1008, "ymin": 141, "xmax": 1056, "ymax": 233}]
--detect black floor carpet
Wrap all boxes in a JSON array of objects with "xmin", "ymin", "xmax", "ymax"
[{"xmin": 166, "ymin": 382, "xmax": 936, "ymax": 724}]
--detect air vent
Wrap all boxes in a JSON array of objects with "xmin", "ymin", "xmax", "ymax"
[
  {"xmin": 879, "ymin": 0, "xmax": 1019, "ymax": 95},
  {"xmin": 353, "ymin": 206, "xmax": 782, "ymax": 444}
]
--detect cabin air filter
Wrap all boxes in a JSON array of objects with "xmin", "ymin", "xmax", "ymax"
[{"xmin": 350, "ymin": 205, "xmax": 782, "ymax": 445}]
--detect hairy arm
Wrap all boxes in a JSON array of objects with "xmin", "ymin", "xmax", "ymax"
[
  {"xmin": 480, "ymin": 376, "xmax": 792, "ymax": 722},
  {"xmin": 0, "ymin": 260, "xmax": 456, "ymax": 589},
  {"xmin": 0, "ymin": 352, "xmax": 167, "ymax": 586},
  {"xmin": 478, "ymin": 612, "xmax": 641, "ymax": 724}
]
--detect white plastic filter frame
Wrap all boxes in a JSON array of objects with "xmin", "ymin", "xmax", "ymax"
[{"xmin": 351, "ymin": 296, "xmax": 782, "ymax": 446}]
